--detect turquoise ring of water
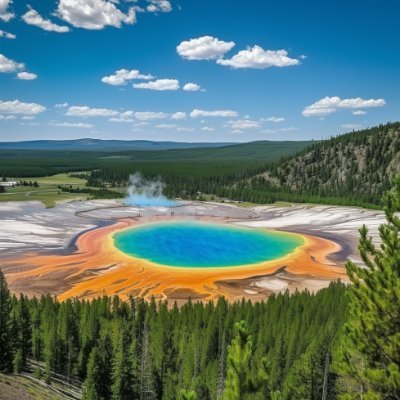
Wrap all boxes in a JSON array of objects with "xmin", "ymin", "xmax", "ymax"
[{"xmin": 113, "ymin": 221, "xmax": 304, "ymax": 268}]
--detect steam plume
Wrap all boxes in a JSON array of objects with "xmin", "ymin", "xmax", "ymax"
[{"xmin": 124, "ymin": 173, "xmax": 177, "ymax": 207}]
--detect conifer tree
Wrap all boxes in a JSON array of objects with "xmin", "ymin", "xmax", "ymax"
[
  {"xmin": 223, "ymin": 320, "xmax": 267, "ymax": 400},
  {"xmin": 0, "ymin": 269, "xmax": 12, "ymax": 372},
  {"xmin": 339, "ymin": 177, "xmax": 400, "ymax": 398},
  {"xmin": 178, "ymin": 389, "xmax": 197, "ymax": 400},
  {"xmin": 83, "ymin": 336, "xmax": 113, "ymax": 400},
  {"xmin": 17, "ymin": 294, "xmax": 32, "ymax": 368},
  {"xmin": 112, "ymin": 326, "xmax": 138, "ymax": 400}
]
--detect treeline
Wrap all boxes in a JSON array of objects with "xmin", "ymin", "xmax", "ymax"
[
  {"xmin": 0, "ymin": 277, "xmax": 347, "ymax": 400},
  {"xmin": 58, "ymin": 185, "xmax": 125, "ymax": 200}
]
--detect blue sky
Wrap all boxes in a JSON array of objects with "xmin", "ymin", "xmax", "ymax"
[{"xmin": 0, "ymin": 0, "xmax": 399, "ymax": 142}]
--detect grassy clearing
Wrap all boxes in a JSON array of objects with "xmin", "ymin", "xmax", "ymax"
[
  {"xmin": 0, "ymin": 173, "xmax": 90, "ymax": 208},
  {"xmin": 0, "ymin": 373, "xmax": 67, "ymax": 400}
]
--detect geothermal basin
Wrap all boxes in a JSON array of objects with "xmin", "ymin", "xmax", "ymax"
[{"xmin": 1, "ymin": 198, "xmax": 362, "ymax": 303}]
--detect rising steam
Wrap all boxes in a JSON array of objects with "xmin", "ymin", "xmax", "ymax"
[{"xmin": 124, "ymin": 173, "xmax": 177, "ymax": 207}]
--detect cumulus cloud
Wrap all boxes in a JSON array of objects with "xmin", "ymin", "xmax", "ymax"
[
  {"xmin": 49, "ymin": 121, "xmax": 93, "ymax": 129},
  {"xmin": 341, "ymin": 124, "xmax": 364, "ymax": 130},
  {"xmin": 66, "ymin": 105, "xmax": 119, "ymax": 117},
  {"xmin": 217, "ymin": 45, "xmax": 300, "ymax": 69},
  {"xmin": 0, "ymin": 0, "xmax": 13, "ymax": 22},
  {"xmin": 22, "ymin": 8, "xmax": 70, "ymax": 33},
  {"xmin": 0, "ymin": 53, "xmax": 24, "ymax": 73},
  {"xmin": 0, "ymin": 29, "xmax": 15, "ymax": 39},
  {"xmin": 177, "ymin": 36, "xmax": 235, "ymax": 60},
  {"xmin": 17, "ymin": 72, "xmax": 37, "ymax": 80},
  {"xmin": 133, "ymin": 111, "xmax": 169, "ymax": 121},
  {"xmin": 56, "ymin": 0, "xmax": 136, "ymax": 30},
  {"xmin": 263, "ymin": 116, "xmax": 285, "ymax": 122},
  {"xmin": 352, "ymin": 110, "xmax": 367, "ymax": 116},
  {"xmin": 146, "ymin": 0, "xmax": 172, "ymax": 12},
  {"xmin": 0, "ymin": 99, "xmax": 46, "ymax": 115},
  {"xmin": 101, "ymin": 68, "xmax": 154, "ymax": 85},
  {"xmin": 201, "ymin": 126, "xmax": 215, "ymax": 132},
  {"xmin": 259, "ymin": 127, "xmax": 297, "ymax": 134},
  {"xmin": 155, "ymin": 124, "xmax": 176, "ymax": 129},
  {"xmin": 226, "ymin": 119, "xmax": 261, "ymax": 130},
  {"xmin": 303, "ymin": 96, "xmax": 386, "ymax": 117},
  {"xmin": 55, "ymin": 102, "xmax": 69, "ymax": 108},
  {"xmin": 0, "ymin": 115, "xmax": 16, "ymax": 120},
  {"xmin": 190, "ymin": 109, "xmax": 238, "ymax": 118},
  {"xmin": 171, "ymin": 112, "xmax": 186, "ymax": 120},
  {"xmin": 183, "ymin": 82, "xmax": 201, "ymax": 91},
  {"xmin": 133, "ymin": 78, "xmax": 180, "ymax": 91}
]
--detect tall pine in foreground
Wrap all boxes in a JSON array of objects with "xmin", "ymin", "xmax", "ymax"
[
  {"xmin": 0, "ymin": 269, "xmax": 12, "ymax": 372},
  {"xmin": 339, "ymin": 177, "xmax": 400, "ymax": 398},
  {"xmin": 223, "ymin": 320, "xmax": 267, "ymax": 400}
]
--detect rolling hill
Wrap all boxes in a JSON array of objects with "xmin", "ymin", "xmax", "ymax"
[{"xmin": 235, "ymin": 122, "xmax": 400, "ymax": 206}]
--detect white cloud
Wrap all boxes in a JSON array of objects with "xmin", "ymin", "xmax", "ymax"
[
  {"xmin": 22, "ymin": 8, "xmax": 70, "ymax": 33},
  {"xmin": 217, "ymin": 45, "xmax": 300, "ymax": 69},
  {"xmin": 0, "ymin": 0, "xmax": 13, "ymax": 22},
  {"xmin": 259, "ymin": 127, "xmax": 297, "ymax": 134},
  {"xmin": 101, "ymin": 68, "xmax": 154, "ymax": 85},
  {"xmin": 134, "ymin": 111, "xmax": 169, "ymax": 121},
  {"xmin": 190, "ymin": 109, "xmax": 238, "ymax": 118},
  {"xmin": 146, "ymin": 0, "xmax": 172, "ymax": 12},
  {"xmin": 155, "ymin": 124, "xmax": 176, "ymax": 129},
  {"xmin": 56, "ymin": 0, "xmax": 136, "ymax": 30},
  {"xmin": 0, "ymin": 115, "xmax": 16, "ymax": 120},
  {"xmin": 66, "ymin": 105, "xmax": 119, "ymax": 117},
  {"xmin": 55, "ymin": 102, "xmax": 69, "ymax": 108},
  {"xmin": 171, "ymin": 112, "xmax": 186, "ymax": 120},
  {"xmin": 341, "ymin": 124, "xmax": 364, "ymax": 130},
  {"xmin": 263, "ymin": 116, "xmax": 285, "ymax": 123},
  {"xmin": 201, "ymin": 126, "xmax": 215, "ymax": 132},
  {"xmin": 0, "ymin": 53, "xmax": 23, "ymax": 73},
  {"xmin": 226, "ymin": 119, "xmax": 261, "ymax": 130},
  {"xmin": 17, "ymin": 72, "xmax": 37, "ymax": 80},
  {"xmin": 49, "ymin": 121, "xmax": 94, "ymax": 129},
  {"xmin": 21, "ymin": 116, "xmax": 35, "ymax": 120},
  {"xmin": 133, "ymin": 78, "xmax": 180, "ymax": 91},
  {"xmin": 352, "ymin": 110, "xmax": 367, "ymax": 116},
  {"xmin": 0, "ymin": 99, "xmax": 46, "ymax": 115},
  {"xmin": 303, "ymin": 96, "xmax": 386, "ymax": 117},
  {"xmin": 183, "ymin": 82, "xmax": 201, "ymax": 91},
  {"xmin": 177, "ymin": 126, "xmax": 194, "ymax": 132},
  {"xmin": 109, "ymin": 117, "xmax": 134, "ymax": 123},
  {"xmin": 177, "ymin": 36, "xmax": 235, "ymax": 60},
  {"xmin": 0, "ymin": 29, "xmax": 15, "ymax": 39}
]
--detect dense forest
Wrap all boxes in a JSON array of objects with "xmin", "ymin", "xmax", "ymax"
[
  {"xmin": 1, "ymin": 177, "xmax": 400, "ymax": 399},
  {"xmin": 0, "ymin": 278, "xmax": 346, "ymax": 399},
  {"xmin": 245, "ymin": 122, "xmax": 400, "ymax": 207}
]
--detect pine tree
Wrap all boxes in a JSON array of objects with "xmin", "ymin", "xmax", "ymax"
[
  {"xmin": 0, "ymin": 269, "xmax": 12, "ymax": 372},
  {"xmin": 17, "ymin": 294, "xmax": 32, "ymax": 368},
  {"xmin": 339, "ymin": 177, "xmax": 400, "ymax": 398},
  {"xmin": 178, "ymin": 389, "xmax": 197, "ymax": 400},
  {"xmin": 112, "ymin": 325, "xmax": 138, "ymax": 400},
  {"xmin": 223, "ymin": 320, "xmax": 267, "ymax": 400}
]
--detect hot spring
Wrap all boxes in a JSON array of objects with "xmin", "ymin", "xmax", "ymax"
[{"xmin": 113, "ymin": 221, "xmax": 304, "ymax": 268}]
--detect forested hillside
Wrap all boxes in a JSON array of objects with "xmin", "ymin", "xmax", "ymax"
[{"xmin": 235, "ymin": 122, "xmax": 400, "ymax": 207}]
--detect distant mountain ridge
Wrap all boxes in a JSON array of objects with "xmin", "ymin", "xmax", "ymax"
[{"xmin": 0, "ymin": 138, "xmax": 236, "ymax": 151}]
